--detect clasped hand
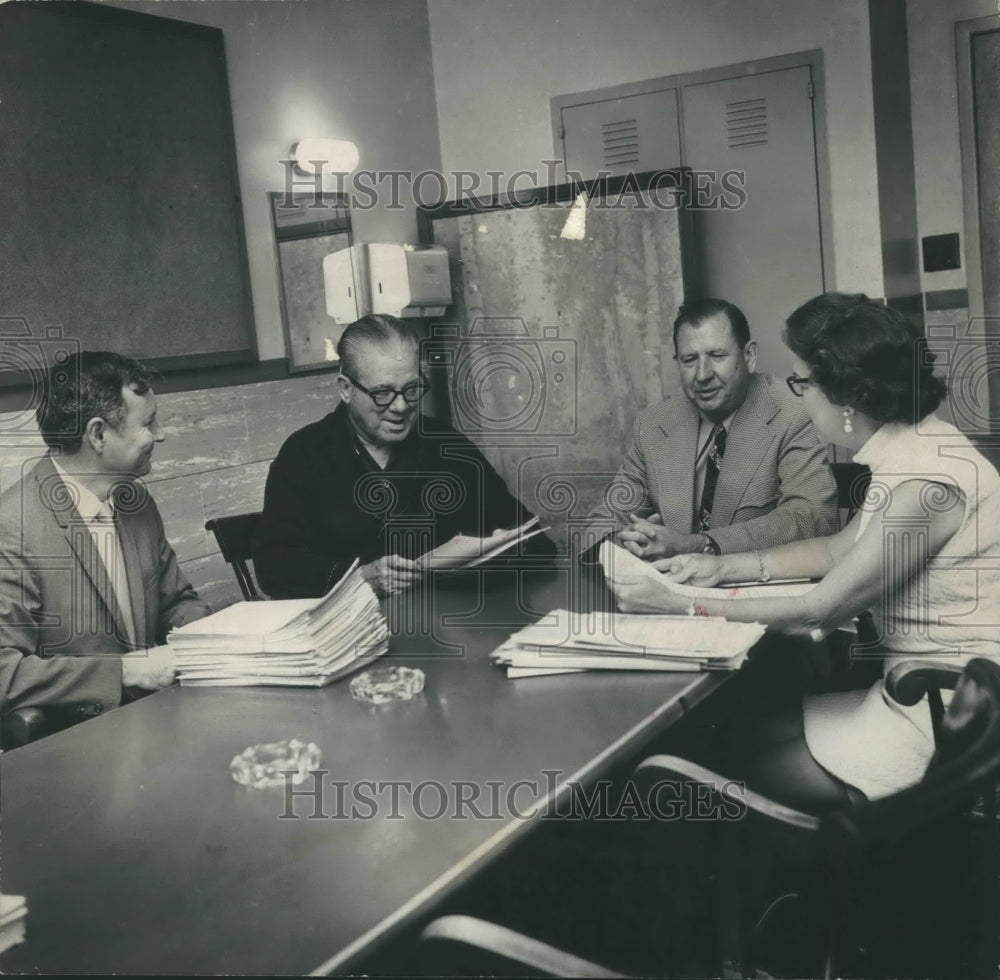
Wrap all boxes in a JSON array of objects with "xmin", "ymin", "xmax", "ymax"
[{"xmin": 618, "ymin": 513, "xmax": 691, "ymax": 560}]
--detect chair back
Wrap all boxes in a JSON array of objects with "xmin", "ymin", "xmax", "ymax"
[
  {"xmin": 205, "ymin": 513, "xmax": 263, "ymax": 601},
  {"xmin": 819, "ymin": 657, "xmax": 1000, "ymax": 977},
  {"xmin": 830, "ymin": 462, "xmax": 872, "ymax": 523}
]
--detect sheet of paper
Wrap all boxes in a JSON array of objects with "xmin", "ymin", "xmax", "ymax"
[
  {"xmin": 600, "ymin": 541, "xmax": 815, "ymax": 600},
  {"xmin": 416, "ymin": 517, "xmax": 542, "ymax": 570}
]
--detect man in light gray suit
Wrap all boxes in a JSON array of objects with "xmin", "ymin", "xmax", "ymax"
[
  {"xmin": 585, "ymin": 298, "xmax": 838, "ymax": 560},
  {"xmin": 0, "ymin": 352, "xmax": 210, "ymax": 732}
]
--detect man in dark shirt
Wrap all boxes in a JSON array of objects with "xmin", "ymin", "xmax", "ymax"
[{"xmin": 254, "ymin": 315, "xmax": 551, "ymax": 598}]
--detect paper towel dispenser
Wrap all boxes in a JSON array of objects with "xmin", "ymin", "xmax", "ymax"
[{"xmin": 324, "ymin": 243, "xmax": 451, "ymax": 324}]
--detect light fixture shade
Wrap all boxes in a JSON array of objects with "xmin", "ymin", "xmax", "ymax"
[{"xmin": 291, "ymin": 138, "xmax": 360, "ymax": 175}]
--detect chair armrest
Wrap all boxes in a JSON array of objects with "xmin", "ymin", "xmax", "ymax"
[
  {"xmin": 1, "ymin": 706, "xmax": 61, "ymax": 748},
  {"xmin": 885, "ymin": 660, "xmax": 963, "ymax": 706},
  {"xmin": 418, "ymin": 915, "xmax": 628, "ymax": 979},
  {"xmin": 634, "ymin": 754, "xmax": 822, "ymax": 832}
]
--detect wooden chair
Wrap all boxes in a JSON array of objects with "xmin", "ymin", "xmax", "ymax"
[
  {"xmin": 417, "ymin": 658, "xmax": 1000, "ymax": 978},
  {"xmin": 0, "ymin": 706, "xmax": 79, "ymax": 749},
  {"xmin": 204, "ymin": 512, "xmax": 264, "ymax": 601}
]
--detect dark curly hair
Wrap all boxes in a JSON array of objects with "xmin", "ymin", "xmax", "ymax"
[
  {"xmin": 783, "ymin": 293, "xmax": 947, "ymax": 424},
  {"xmin": 37, "ymin": 351, "xmax": 155, "ymax": 453}
]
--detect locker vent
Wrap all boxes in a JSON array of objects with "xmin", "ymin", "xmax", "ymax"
[
  {"xmin": 601, "ymin": 119, "xmax": 640, "ymax": 167},
  {"xmin": 726, "ymin": 97, "xmax": 768, "ymax": 149}
]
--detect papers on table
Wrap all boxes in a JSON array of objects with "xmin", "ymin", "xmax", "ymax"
[
  {"xmin": 416, "ymin": 517, "xmax": 549, "ymax": 571},
  {"xmin": 0, "ymin": 893, "xmax": 27, "ymax": 955},
  {"xmin": 168, "ymin": 561, "xmax": 388, "ymax": 687},
  {"xmin": 599, "ymin": 541, "xmax": 816, "ymax": 601},
  {"xmin": 491, "ymin": 608, "xmax": 766, "ymax": 677}
]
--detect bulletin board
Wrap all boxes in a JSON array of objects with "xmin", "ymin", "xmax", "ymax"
[{"xmin": 0, "ymin": 1, "xmax": 256, "ymax": 385}]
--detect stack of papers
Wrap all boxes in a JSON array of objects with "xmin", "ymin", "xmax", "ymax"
[
  {"xmin": 491, "ymin": 608, "xmax": 766, "ymax": 678},
  {"xmin": 416, "ymin": 517, "xmax": 549, "ymax": 571},
  {"xmin": 0, "ymin": 893, "xmax": 27, "ymax": 955},
  {"xmin": 169, "ymin": 562, "xmax": 388, "ymax": 687}
]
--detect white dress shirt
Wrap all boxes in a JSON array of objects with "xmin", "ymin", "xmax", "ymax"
[{"xmin": 52, "ymin": 460, "xmax": 138, "ymax": 646}]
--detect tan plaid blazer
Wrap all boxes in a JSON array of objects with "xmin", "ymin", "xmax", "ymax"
[{"xmin": 586, "ymin": 373, "xmax": 839, "ymax": 553}]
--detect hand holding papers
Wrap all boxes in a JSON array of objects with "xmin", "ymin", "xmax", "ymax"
[
  {"xmin": 168, "ymin": 561, "xmax": 388, "ymax": 687},
  {"xmin": 601, "ymin": 541, "xmax": 813, "ymax": 614},
  {"xmin": 491, "ymin": 608, "xmax": 765, "ymax": 677},
  {"xmin": 416, "ymin": 517, "xmax": 549, "ymax": 572}
]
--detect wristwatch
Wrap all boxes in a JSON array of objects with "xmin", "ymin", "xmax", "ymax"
[{"xmin": 700, "ymin": 534, "xmax": 720, "ymax": 555}]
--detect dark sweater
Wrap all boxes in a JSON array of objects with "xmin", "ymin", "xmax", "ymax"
[{"xmin": 253, "ymin": 406, "xmax": 552, "ymax": 598}]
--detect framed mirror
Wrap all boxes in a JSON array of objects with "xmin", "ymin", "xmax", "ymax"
[{"xmin": 270, "ymin": 191, "xmax": 351, "ymax": 373}]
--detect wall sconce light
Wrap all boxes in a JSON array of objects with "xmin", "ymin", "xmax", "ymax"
[{"xmin": 290, "ymin": 138, "xmax": 360, "ymax": 176}]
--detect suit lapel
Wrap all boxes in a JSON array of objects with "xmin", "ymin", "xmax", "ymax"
[
  {"xmin": 711, "ymin": 376, "xmax": 779, "ymax": 527},
  {"xmin": 653, "ymin": 397, "xmax": 700, "ymax": 530},
  {"xmin": 36, "ymin": 458, "xmax": 129, "ymax": 641}
]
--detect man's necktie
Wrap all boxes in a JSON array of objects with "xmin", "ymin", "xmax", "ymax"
[
  {"xmin": 697, "ymin": 423, "xmax": 727, "ymax": 532},
  {"xmin": 94, "ymin": 499, "xmax": 138, "ymax": 645}
]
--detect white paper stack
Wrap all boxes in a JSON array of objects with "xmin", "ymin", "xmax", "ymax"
[
  {"xmin": 491, "ymin": 608, "xmax": 766, "ymax": 678},
  {"xmin": 169, "ymin": 562, "xmax": 388, "ymax": 687},
  {"xmin": 0, "ymin": 893, "xmax": 27, "ymax": 955}
]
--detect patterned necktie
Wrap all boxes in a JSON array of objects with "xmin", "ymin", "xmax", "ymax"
[{"xmin": 698, "ymin": 423, "xmax": 727, "ymax": 531}]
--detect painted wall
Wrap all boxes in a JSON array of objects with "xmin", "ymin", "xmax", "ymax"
[
  {"xmin": 106, "ymin": 0, "xmax": 443, "ymax": 361},
  {"xmin": 907, "ymin": 0, "xmax": 997, "ymax": 299},
  {"xmin": 427, "ymin": 0, "xmax": 883, "ymax": 297}
]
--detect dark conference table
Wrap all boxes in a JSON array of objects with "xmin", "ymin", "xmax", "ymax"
[{"xmin": 0, "ymin": 564, "xmax": 729, "ymax": 976}]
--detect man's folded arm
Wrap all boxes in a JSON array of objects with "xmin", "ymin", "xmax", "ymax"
[
  {"xmin": 577, "ymin": 423, "xmax": 654, "ymax": 558},
  {"xmin": 0, "ymin": 561, "xmax": 122, "ymax": 715}
]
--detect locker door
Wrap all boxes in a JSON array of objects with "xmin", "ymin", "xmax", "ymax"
[
  {"xmin": 560, "ymin": 88, "xmax": 681, "ymax": 178},
  {"xmin": 682, "ymin": 66, "xmax": 826, "ymax": 375}
]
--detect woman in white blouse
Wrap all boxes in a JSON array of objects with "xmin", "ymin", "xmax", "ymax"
[{"xmin": 611, "ymin": 293, "xmax": 1000, "ymax": 803}]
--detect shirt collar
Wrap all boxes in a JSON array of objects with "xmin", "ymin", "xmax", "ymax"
[
  {"xmin": 852, "ymin": 421, "xmax": 901, "ymax": 467},
  {"xmin": 51, "ymin": 458, "xmax": 110, "ymax": 522}
]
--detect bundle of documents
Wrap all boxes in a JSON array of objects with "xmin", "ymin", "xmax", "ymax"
[
  {"xmin": 599, "ymin": 541, "xmax": 815, "ymax": 601},
  {"xmin": 416, "ymin": 517, "xmax": 549, "ymax": 572},
  {"xmin": 491, "ymin": 608, "xmax": 766, "ymax": 678},
  {"xmin": 169, "ymin": 562, "xmax": 388, "ymax": 687},
  {"xmin": 0, "ymin": 893, "xmax": 27, "ymax": 955}
]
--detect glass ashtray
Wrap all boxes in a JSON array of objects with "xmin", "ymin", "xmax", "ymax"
[
  {"xmin": 230, "ymin": 737, "xmax": 320, "ymax": 789},
  {"xmin": 350, "ymin": 665, "xmax": 425, "ymax": 705}
]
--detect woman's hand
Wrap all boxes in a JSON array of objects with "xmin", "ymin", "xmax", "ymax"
[
  {"xmin": 652, "ymin": 553, "xmax": 725, "ymax": 587},
  {"xmin": 611, "ymin": 574, "xmax": 690, "ymax": 614}
]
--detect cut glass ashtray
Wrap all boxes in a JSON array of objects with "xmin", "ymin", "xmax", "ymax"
[
  {"xmin": 350, "ymin": 665, "xmax": 425, "ymax": 704},
  {"xmin": 230, "ymin": 737, "xmax": 321, "ymax": 789}
]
